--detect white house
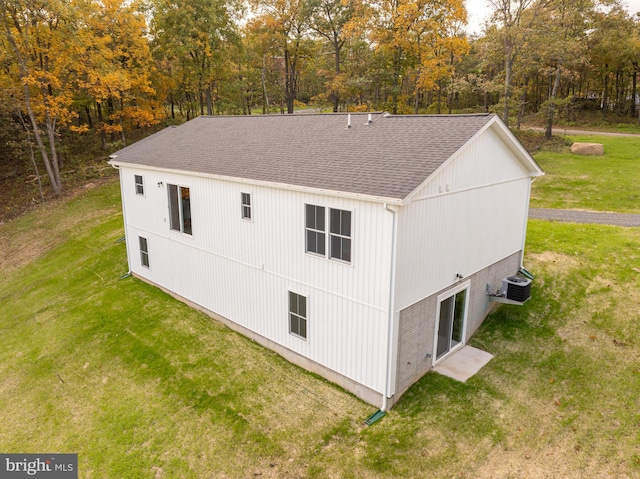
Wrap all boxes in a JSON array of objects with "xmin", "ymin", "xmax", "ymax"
[{"xmin": 109, "ymin": 113, "xmax": 543, "ymax": 409}]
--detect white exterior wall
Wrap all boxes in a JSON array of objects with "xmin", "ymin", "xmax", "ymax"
[
  {"xmin": 118, "ymin": 167, "xmax": 394, "ymax": 395},
  {"xmin": 394, "ymin": 126, "xmax": 533, "ymax": 312}
]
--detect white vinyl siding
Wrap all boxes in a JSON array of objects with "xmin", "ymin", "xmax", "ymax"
[
  {"xmin": 119, "ymin": 172, "xmax": 394, "ymax": 395},
  {"xmin": 394, "ymin": 128, "xmax": 533, "ymax": 312}
]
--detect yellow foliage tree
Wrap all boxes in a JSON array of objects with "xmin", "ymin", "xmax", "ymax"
[
  {"xmin": 0, "ymin": 0, "xmax": 81, "ymax": 194},
  {"xmin": 77, "ymin": 0, "xmax": 161, "ymax": 148},
  {"xmin": 369, "ymin": 0, "xmax": 468, "ymax": 114}
]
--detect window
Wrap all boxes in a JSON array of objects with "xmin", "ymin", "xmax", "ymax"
[
  {"xmin": 139, "ymin": 236, "xmax": 149, "ymax": 268},
  {"xmin": 305, "ymin": 204, "xmax": 326, "ymax": 255},
  {"xmin": 329, "ymin": 208, "xmax": 352, "ymax": 262},
  {"xmin": 241, "ymin": 192, "xmax": 252, "ymax": 220},
  {"xmin": 135, "ymin": 175, "xmax": 144, "ymax": 195},
  {"xmin": 168, "ymin": 184, "xmax": 192, "ymax": 235},
  {"xmin": 305, "ymin": 204, "xmax": 352, "ymax": 263},
  {"xmin": 289, "ymin": 291, "xmax": 307, "ymax": 339}
]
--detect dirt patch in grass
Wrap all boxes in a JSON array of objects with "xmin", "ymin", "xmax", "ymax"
[
  {"xmin": 0, "ymin": 178, "xmax": 120, "ymax": 274},
  {"xmin": 557, "ymin": 276, "xmax": 640, "ymax": 354},
  {"xmin": 527, "ymin": 251, "xmax": 581, "ymax": 274}
]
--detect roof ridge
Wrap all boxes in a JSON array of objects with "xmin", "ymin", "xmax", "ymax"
[
  {"xmin": 197, "ymin": 112, "xmax": 385, "ymax": 119},
  {"xmin": 386, "ymin": 113, "xmax": 493, "ymax": 118}
]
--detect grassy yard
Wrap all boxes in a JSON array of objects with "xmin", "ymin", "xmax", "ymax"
[
  {"xmin": 1, "ymin": 181, "xmax": 639, "ymax": 478},
  {"xmin": 531, "ymin": 135, "xmax": 640, "ymax": 213}
]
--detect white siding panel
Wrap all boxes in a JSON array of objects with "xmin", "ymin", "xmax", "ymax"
[
  {"xmin": 120, "ymin": 168, "xmax": 393, "ymax": 394},
  {"xmin": 412, "ymin": 127, "xmax": 532, "ymax": 200},
  {"xmin": 395, "ymin": 176, "xmax": 530, "ymax": 312}
]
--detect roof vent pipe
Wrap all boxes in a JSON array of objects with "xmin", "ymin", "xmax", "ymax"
[
  {"xmin": 365, "ymin": 113, "xmax": 372, "ymax": 125},
  {"xmin": 347, "ymin": 114, "xmax": 351, "ymax": 129}
]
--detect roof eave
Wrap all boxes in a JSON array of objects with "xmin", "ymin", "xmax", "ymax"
[{"xmin": 109, "ymin": 160, "xmax": 405, "ymax": 206}]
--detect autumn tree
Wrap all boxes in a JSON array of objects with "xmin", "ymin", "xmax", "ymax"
[
  {"xmin": 368, "ymin": 0, "xmax": 468, "ymax": 114},
  {"xmin": 486, "ymin": 0, "xmax": 550, "ymax": 126},
  {"xmin": 588, "ymin": 4, "xmax": 640, "ymax": 117},
  {"xmin": 78, "ymin": 0, "xmax": 161, "ymax": 148},
  {"xmin": 0, "ymin": 0, "xmax": 83, "ymax": 194},
  {"xmin": 539, "ymin": 0, "xmax": 591, "ymax": 137},
  {"xmin": 151, "ymin": 0, "xmax": 241, "ymax": 117},
  {"xmin": 307, "ymin": 0, "xmax": 358, "ymax": 111},
  {"xmin": 250, "ymin": 0, "xmax": 312, "ymax": 114}
]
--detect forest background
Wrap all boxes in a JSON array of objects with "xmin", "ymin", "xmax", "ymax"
[{"xmin": 1, "ymin": 0, "xmax": 640, "ymax": 216}]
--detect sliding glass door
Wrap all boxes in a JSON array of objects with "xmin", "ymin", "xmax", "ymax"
[{"xmin": 435, "ymin": 286, "xmax": 468, "ymax": 361}]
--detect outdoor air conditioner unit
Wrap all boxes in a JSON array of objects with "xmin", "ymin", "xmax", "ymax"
[{"xmin": 500, "ymin": 276, "xmax": 532, "ymax": 303}]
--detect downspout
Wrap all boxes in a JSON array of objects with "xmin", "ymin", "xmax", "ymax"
[
  {"xmin": 382, "ymin": 203, "xmax": 398, "ymax": 411},
  {"xmin": 520, "ymin": 177, "xmax": 534, "ymax": 269}
]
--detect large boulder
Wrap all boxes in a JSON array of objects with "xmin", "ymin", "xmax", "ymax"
[{"xmin": 570, "ymin": 142, "xmax": 604, "ymax": 155}]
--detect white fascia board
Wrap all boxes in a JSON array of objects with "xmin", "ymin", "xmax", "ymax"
[
  {"xmin": 108, "ymin": 160, "xmax": 405, "ymax": 206},
  {"xmin": 489, "ymin": 117, "xmax": 544, "ymax": 177}
]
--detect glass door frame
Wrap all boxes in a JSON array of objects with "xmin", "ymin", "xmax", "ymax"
[{"xmin": 432, "ymin": 280, "xmax": 471, "ymax": 364}]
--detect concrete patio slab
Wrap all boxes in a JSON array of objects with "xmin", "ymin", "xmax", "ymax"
[{"xmin": 433, "ymin": 345, "xmax": 494, "ymax": 382}]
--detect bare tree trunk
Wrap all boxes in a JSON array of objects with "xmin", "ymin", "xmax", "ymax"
[
  {"xmin": 206, "ymin": 85, "xmax": 213, "ymax": 116},
  {"xmin": 631, "ymin": 69, "xmax": 637, "ymax": 118},
  {"xmin": 503, "ymin": 43, "xmax": 513, "ymax": 126},
  {"xmin": 44, "ymin": 109, "xmax": 62, "ymax": 192},
  {"xmin": 333, "ymin": 38, "xmax": 340, "ymax": 113},
  {"xmin": 84, "ymin": 105, "xmax": 93, "ymax": 129},
  {"xmin": 517, "ymin": 81, "xmax": 527, "ymax": 130},
  {"xmin": 391, "ymin": 47, "xmax": 402, "ymax": 115},
  {"xmin": 262, "ymin": 56, "xmax": 270, "ymax": 114},
  {"xmin": 18, "ymin": 112, "xmax": 44, "ymax": 202},
  {"xmin": 602, "ymin": 69, "xmax": 609, "ymax": 118},
  {"xmin": 284, "ymin": 48, "xmax": 294, "ymax": 114},
  {"xmin": 545, "ymin": 64, "xmax": 561, "ymax": 139}
]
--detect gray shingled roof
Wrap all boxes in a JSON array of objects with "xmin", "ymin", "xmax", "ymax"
[{"xmin": 110, "ymin": 113, "xmax": 498, "ymax": 200}]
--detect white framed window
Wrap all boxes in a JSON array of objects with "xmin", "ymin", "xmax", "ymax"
[
  {"xmin": 329, "ymin": 208, "xmax": 352, "ymax": 262},
  {"xmin": 168, "ymin": 184, "xmax": 192, "ymax": 235},
  {"xmin": 139, "ymin": 236, "xmax": 150, "ymax": 268},
  {"xmin": 135, "ymin": 175, "xmax": 144, "ymax": 195},
  {"xmin": 305, "ymin": 204, "xmax": 326, "ymax": 256},
  {"xmin": 241, "ymin": 192, "xmax": 252, "ymax": 220},
  {"xmin": 288, "ymin": 291, "xmax": 307, "ymax": 340}
]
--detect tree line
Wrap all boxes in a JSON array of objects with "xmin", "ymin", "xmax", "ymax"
[{"xmin": 1, "ymin": 0, "xmax": 640, "ymax": 195}]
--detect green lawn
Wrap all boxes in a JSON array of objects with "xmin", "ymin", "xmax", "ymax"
[
  {"xmin": 1, "ymin": 181, "xmax": 639, "ymax": 478},
  {"xmin": 531, "ymin": 135, "xmax": 640, "ymax": 213}
]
